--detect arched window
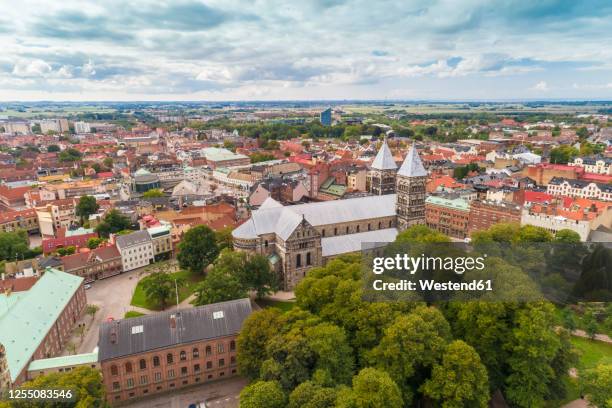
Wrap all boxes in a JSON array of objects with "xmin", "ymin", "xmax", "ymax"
[
  {"xmin": 180, "ymin": 351, "xmax": 187, "ymax": 361},
  {"xmin": 167, "ymin": 353, "xmax": 174, "ymax": 364},
  {"xmin": 356, "ymin": 225, "xmax": 360, "ymax": 232},
  {"xmin": 125, "ymin": 362, "xmax": 133, "ymax": 373},
  {"xmin": 193, "ymin": 348, "xmax": 199, "ymax": 358},
  {"xmin": 378, "ymin": 221, "xmax": 382, "ymax": 229},
  {"xmin": 296, "ymin": 254, "xmax": 301, "ymax": 267},
  {"xmin": 322, "ymin": 229, "xmax": 325, "ymax": 237},
  {"xmin": 306, "ymin": 252, "xmax": 311, "ymax": 266},
  {"xmin": 139, "ymin": 359, "xmax": 146, "ymax": 370},
  {"xmin": 345, "ymin": 226, "xmax": 349, "ymax": 234},
  {"xmin": 153, "ymin": 356, "xmax": 160, "ymax": 367},
  {"xmin": 110, "ymin": 365, "xmax": 118, "ymax": 376},
  {"xmin": 230, "ymin": 341, "xmax": 236, "ymax": 352},
  {"xmin": 389, "ymin": 220, "xmax": 392, "ymax": 227},
  {"xmin": 205, "ymin": 346, "xmax": 212, "ymax": 356}
]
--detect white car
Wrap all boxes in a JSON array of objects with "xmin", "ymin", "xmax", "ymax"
[{"xmin": 84, "ymin": 284, "xmax": 92, "ymax": 290}]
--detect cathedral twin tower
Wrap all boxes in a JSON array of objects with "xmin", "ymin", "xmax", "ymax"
[{"xmin": 366, "ymin": 138, "xmax": 427, "ymax": 230}]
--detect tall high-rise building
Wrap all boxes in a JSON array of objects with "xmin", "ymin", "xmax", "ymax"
[
  {"xmin": 320, "ymin": 107, "xmax": 332, "ymax": 126},
  {"xmin": 74, "ymin": 121, "xmax": 91, "ymax": 133},
  {"xmin": 396, "ymin": 143, "xmax": 427, "ymax": 230},
  {"xmin": 367, "ymin": 138, "xmax": 397, "ymax": 195}
]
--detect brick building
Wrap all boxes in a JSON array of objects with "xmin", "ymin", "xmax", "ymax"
[
  {"xmin": 0, "ymin": 268, "xmax": 86, "ymax": 388},
  {"xmin": 425, "ymin": 196, "xmax": 470, "ymax": 239},
  {"xmin": 98, "ymin": 298, "xmax": 252, "ymax": 405},
  {"xmin": 61, "ymin": 245, "xmax": 123, "ymax": 282},
  {"xmin": 0, "ymin": 208, "xmax": 39, "ymax": 233},
  {"xmin": 467, "ymin": 200, "xmax": 522, "ymax": 236}
]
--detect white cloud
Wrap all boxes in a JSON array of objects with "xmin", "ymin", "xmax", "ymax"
[
  {"xmin": 531, "ymin": 81, "xmax": 549, "ymax": 91},
  {"xmin": 12, "ymin": 59, "xmax": 52, "ymax": 77}
]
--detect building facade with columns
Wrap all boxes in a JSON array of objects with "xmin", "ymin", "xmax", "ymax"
[{"xmin": 233, "ymin": 144, "xmax": 427, "ymax": 290}]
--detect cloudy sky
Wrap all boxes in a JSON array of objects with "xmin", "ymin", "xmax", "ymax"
[{"xmin": 1, "ymin": 0, "xmax": 612, "ymax": 101}]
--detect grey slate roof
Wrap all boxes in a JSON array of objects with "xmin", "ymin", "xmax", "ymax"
[
  {"xmin": 397, "ymin": 143, "xmax": 427, "ymax": 177},
  {"xmin": 233, "ymin": 194, "xmax": 397, "ymax": 240},
  {"xmin": 98, "ymin": 298, "xmax": 252, "ymax": 361},
  {"xmin": 115, "ymin": 230, "xmax": 152, "ymax": 249},
  {"xmin": 371, "ymin": 139, "xmax": 397, "ymax": 170}
]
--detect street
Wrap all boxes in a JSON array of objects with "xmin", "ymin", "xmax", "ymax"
[
  {"xmin": 73, "ymin": 267, "xmax": 146, "ymax": 354},
  {"xmin": 123, "ymin": 376, "xmax": 247, "ymax": 408}
]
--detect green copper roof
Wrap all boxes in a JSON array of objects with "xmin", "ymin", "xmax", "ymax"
[
  {"xmin": 0, "ymin": 268, "xmax": 84, "ymax": 382},
  {"xmin": 425, "ymin": 196, "xmax": 470, "ymax": 211},
  {"xmin": 28, "ymin": 350, "xmax": 98, "ymax": 372}
]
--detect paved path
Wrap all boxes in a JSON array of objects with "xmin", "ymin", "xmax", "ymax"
[
  {"xmin": 561, "ymin": 399, "xmax": 588, "ymax": 408},
  {"xmin": 124, "ymin": 376, "xmax": 247, "ymax": 408},
  {"xmin": 266, "ymin": 291, "xmax": 296, "ymax": 301},
  {"xmin": 570, "ymin": 329, "xmax": 612, "ymax": 344}
]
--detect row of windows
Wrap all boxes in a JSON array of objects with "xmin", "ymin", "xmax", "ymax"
[
  {"xmin": 325, "ymin": 220, "xmax": 394, "ymax": 237},
  {"xmin": 112, "ymin": 369, "xmax": 238, "ymax": 399},
  {"xmin": 110, "ymin": 342, "xmax": 235, "ymax": 375}
]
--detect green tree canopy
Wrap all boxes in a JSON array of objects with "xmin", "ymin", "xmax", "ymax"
[
  {"xmin": 177, "ymin": 225, "xmax": 219, "ymax": 274},
  {"xmin": 192, "ymin": 267, "xmax": 247, "ymax": 306},
  {"xmin": 0, "ymin": 230, "xmax": 30, "ymax": 261},
  {"xmin": 237, "ymin": 308, "xmax": 283, "ymax": 379},
  {"xmin": 239, "ymin": 380, "xmax": 287, "ymax": 408},
  {"xmin": 94, "ymin": 209, "xmax": 132, "ymax": 238},
  {"xmin": 140, "ymin": 272, "xmax": 183, "ymax": 309},
  {"xmin": 336, "ymin": 367, "xmax": 403, "ymax": 408},
  {"xmin": 75, "ymin": 195, "xmax": 99, "ymax": 222},
  {"xmin": 288, "ymin": 381, "xmax": 338, "ymax": 408},
  {"xmin": 142, "ymin": 188, "xmax": 164, "ymax": 198},
  {"xmin": 580, "ymin": 364, "xmax": 612, "ymax": 408},
  {"xmin": 422, "ymin": 340, "xmax": 490, "ymax": 408},
  {"xmin": 10, "ymin": 366, "xmax": 106, "ymax": 408}
]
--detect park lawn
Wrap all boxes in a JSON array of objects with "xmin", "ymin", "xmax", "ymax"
[
  {"xmin": 130, "ymin": 269, "xmax": 205, "ymax": 311},
  {"xmin": 256, "ymin": 298, "xmax": 296, "ymax": 313},
  {"xmin": 124, "ymin": 311, "xmax": 146, "ymax": 319},
  {"xmin": 571, "ymin": 336, "xmax": 612, "ymax": 369}
]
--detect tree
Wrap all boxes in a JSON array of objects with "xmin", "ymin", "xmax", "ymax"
[
  {"xmin": 505, "ymin": 303, "xmax": 561, "ymax": 408},
  {"xmin": 0, "ymin": 230, "xmax": 30, "ymax": 261},
  {"xmin": 244, "ymin": 254, "xmax": 279, "ymax": 298},
  {"xmin": 336, "ymin": 367, "xmax": 403, "ymax": 408},
  {"xmin": 215, "ymin": 226, "xmax": 234, "ymax": 251},
  {"xmin": 288, "ymin": 381, "xmax": 338, "ymax": 408},
  {"xmin": 237, "ymin": 308, "xmax": 283, "ymax": 379},
  {"xmin": 140, "ymin": 272, "xmax": 183, "ymax": 309},
  {"xmin": 580, "ymin": 364, "xmax": 612, "ymax": 408},
  {"xmin": 561, "ymin": 308, "xmax": 577, "ymax": 332},
  {"xmin": 87, "ymin": 237, "xmax": 105, "ymax": 249},
  {"xmin": 240, "ymin": 380, "xmax": 287, "ymax": 408},
  {"xmin": 305, "ymin": 323, "xmax": 354, "ymax": 385},
  {"xmin": 142, "ymin": 188, "xmax": 164, "ymax": 198},
  {"xmin": 584, "ymin": 312, "xmax": 598, "ymax": 339},
  {"xmin": 177, "ymin": 225, "xmax": 219, "ymax": 274},
  {"xmin": 368, "ymin": 306, "xmax": 451, "ymax": 403},
  {"xmin": 94, "ymin": 209, "xmax": 132, "ymax": 238},
  {"xmin": 86, "ymin": 304, "xmax": 99, "ymax": 320},
  {"xmin": 554, "ymin": 229, "xmax": 581, "ymax": 243},
  {"xmin": 47, "ymin": 144, "xmax": 60, "ymax": 152},
  {"xmin": 422, "ymin": 340, "xmax": 490, "ymax": 408},
  {"xmin": 58, "ymin": 148, "xmax": 82, "ymax": 162},
  {"xmin": 11, "ymin": 366, "xmax": 106, "ymax": 408},
  {"xmin": 102, "ymin": 157, "xmax": 113, "ymax": 169},
  {"xmin": 56, "ymin": 246, "xmax": 76, "ymax": 256},
  {"xmin": 250, "ymin": 152, "xmax": 275, "ymax": 163},
  {"xmin": 76, "ymin": 195, "xmax": 99, "ymax": 222},
  {"xmin": 192, "ymin": 268, "xmax": 247, "ymax": 306},
  {"xmin": 550, "ymin": 145, "xmax": 578, "ymax": 164}
]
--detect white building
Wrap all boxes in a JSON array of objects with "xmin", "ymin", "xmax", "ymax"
[
  {"xmin": 569, "ymin": 156, "xmax": 612, "ymax": 175},
  {"xmin": 547, "ymin": 177, "xmax": 612, "ymax": 201},
  {"xmin": 74, "ymin": 121, "xmax": 91, "ymax": 134},
  {"xmin": 114, "ymin": 230, "xmax": 154, "ymax": 272}
]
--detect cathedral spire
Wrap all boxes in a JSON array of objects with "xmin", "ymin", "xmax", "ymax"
[
  {"xmin": 371, "ymin": 136, "xmax": 397, "ymax": 170},
  {"xmin": 397, "ymin": 142, "xmax": 427, "ymax": 177}
]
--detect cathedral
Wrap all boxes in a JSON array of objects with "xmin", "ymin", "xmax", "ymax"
[{"xmin": 232, "ymin": 140, "xmax": 427, "ymax": 290}]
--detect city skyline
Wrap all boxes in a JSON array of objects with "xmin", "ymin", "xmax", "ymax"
[{"xmin": 1, "ymin": 0, "xmax": 612, "ymax": 101}]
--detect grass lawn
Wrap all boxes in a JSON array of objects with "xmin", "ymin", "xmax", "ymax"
[
  {"xmin": 256, "ymin": 298, "xmax": 296, "ymax": 313},
  {"xmin": 124, "ymin": 311, "xmax": 146, "ymax": 319},
  {"xmin": 130, "ymin": 269, "xmax": 205, "ymax": 311},
  {"xmin": 571, "ymin": 336, "xmax": 612, "ymax": 370}
]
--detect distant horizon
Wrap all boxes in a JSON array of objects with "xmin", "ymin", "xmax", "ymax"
[{"xmin": 2, "ymin": 98, "xmax": 612, "ymax": 105}]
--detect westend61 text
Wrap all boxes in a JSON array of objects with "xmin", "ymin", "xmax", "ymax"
[{"xmin": 372, "ymin": 279, "xmax": 493, "ymax": 292}]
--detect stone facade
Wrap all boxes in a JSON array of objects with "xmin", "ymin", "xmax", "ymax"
[{"xmin": 233, "ymin": 143, "xmax": 427, "ymax": 290}]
